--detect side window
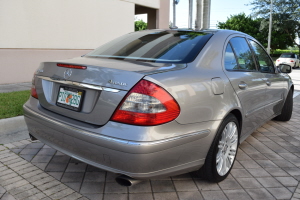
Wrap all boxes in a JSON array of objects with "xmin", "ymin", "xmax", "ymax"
[
  {"xmin": 249, "ymin": 40, "xmax": 275, "ymax": 73},
  {"xmin": 230, "ymin": 37, "xmax": 257, "ymax": 71},
  {"xmin": 224, "ymin": 43, "xmax": 238, "ymax": 70}
]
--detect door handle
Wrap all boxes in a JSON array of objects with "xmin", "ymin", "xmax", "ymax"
[
  {"xmin": 238, "ymin": 83, "xmax": 247, "ymax": 89},
  {"xmin": 266, "ymin": 80, "xmax": 271, "ymax": 86}
]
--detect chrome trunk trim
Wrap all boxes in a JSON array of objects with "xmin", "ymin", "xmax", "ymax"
[{"xmin": 37, "ymin": 75, "xmax": 120, "ymax": 93}]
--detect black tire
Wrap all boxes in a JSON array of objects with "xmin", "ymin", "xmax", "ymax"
[
  {"xmin": 197, "ymin": 114, "xmax": 240, "ymax": 182},
  {"xmin": 274, "ymin": 89, "xmax": 293, "ymax": 121}
]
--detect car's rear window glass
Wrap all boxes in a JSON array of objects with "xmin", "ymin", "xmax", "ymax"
[
  {"xmin": 280, "ymin": 54, "xmax": 295, "ymax": 58},
  {"xmin": 230, "ymin": 37, "xmax": 257, "ymax": 71},
  {"xmin": 86, "ymin": 30, "xmax": 213, "ymax": 63}
]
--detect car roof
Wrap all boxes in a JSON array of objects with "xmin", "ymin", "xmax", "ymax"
[
  {"xmin": 168, "ymin": 28, "xmax": 245, "ymax": 34},
  {"xmin": 151, "ymin": 29, "xmax": 254, "ymax": 40},
  {"xmin": 168, "ymin": 28, "xmax": 256, "ymax": 41}
]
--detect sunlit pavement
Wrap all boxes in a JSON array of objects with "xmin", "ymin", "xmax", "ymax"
[
  {"xmin": 290, "ymin": 68, "xmax": 300, "ymax": 92},
  {"xmin": 1, "ymin": 74, "xmax": 300, "ymax": 199}
]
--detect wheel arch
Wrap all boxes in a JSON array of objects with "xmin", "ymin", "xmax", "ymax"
[
  {"xmin": 198, "ymin": 110, "xmax": 241, "ymax": 181},
  {"xmin": 290, "ymin": 84, "xmax": 294, "ymax": 94},
  {"xmin": 210, "ymin": 108, "xmax": 243, "ymax": 148},
  {"xmin": 229, "ymin": 109, "xmax": 242, "ymax": 133}
]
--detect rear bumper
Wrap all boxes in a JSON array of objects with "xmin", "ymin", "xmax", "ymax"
[{"xmin": 23, "ymin": 98, "xmax": 219, "ymax": 179}]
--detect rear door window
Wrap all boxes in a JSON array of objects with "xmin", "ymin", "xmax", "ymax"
[
  {"xmin": 224, "ymin": 43, "xmax": 238, "ymax": 70},
  {"xmin": 249, "ymin": 40, "xmax": 275, "ymax": 73},
  {"xmin": 229, "ymin": 37, "xmax": 257, "ymax": 71}
]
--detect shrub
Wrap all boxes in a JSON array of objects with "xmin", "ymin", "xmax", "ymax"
[{"xmin": 273, "ymin": 49, "xmax": 299, "ymax": 54}]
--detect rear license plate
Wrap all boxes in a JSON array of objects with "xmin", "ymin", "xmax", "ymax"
[{"xmin": 56, "ymin": 86, "xmax": 84, "ymax": 111}]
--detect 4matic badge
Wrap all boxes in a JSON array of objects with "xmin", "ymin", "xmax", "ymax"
[{"xmin": 108, "ymin": 80, "xmax": 127, "ymax": 86}]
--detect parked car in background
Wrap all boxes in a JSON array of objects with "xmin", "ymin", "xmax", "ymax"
[
  {"xmin": 23, "ymin": 29, "xmax": 294, "ymax": 186},
  {"xmin": 276, "ymin": 53, "xmax": 299, "ymax": 68}
]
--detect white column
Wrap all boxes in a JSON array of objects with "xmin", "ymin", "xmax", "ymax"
[
  {"xmin": 202, "ymin": 0, "xmax": 211, "ymax": 29},
  {"xmin": 173, "ymin": 0, "xmax": 176, "ymax": 27},
  {"xmin": 188, "ymin": 0, "xmax": 193, "ymax": 28},
  {"xmin": 195, "ymin": 0, "xmax": 211, "ymax": 29}
]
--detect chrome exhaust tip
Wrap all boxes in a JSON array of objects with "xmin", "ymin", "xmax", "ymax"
[{"xmin": 115, "ymin": 175, "xmax": 142, "ymax": 187}]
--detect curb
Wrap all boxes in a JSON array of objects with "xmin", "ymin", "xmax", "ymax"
[
  {"xmin": 0, "ymin": 116, "xmax": 29, "ymax": 144},
  {"xmin": 0, "ymin": 116, "xmax": 27, "ymax": 135}
]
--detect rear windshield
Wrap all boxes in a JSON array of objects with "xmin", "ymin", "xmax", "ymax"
[
  {"xmin": 86, "ymin": 30, "xmax": 213, "ymax": 63},
  {"xmin": 280, "ymin": 54, "xmax": 295, "ymax": 58}
]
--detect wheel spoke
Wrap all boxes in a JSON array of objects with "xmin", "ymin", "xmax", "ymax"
[
  {"xmin": 221, "ymin": 129, "xmax": 227, "ymax": 143},
  {"xmin": 221, "ymin": 154, "xmax": 227, "ymax": 175},
  {"xmin": 230, "ymin": 135, "xmax": 238, "ymax": 145},
  {"xmin": 216, "ymin": 155, "xmax": 223, "ymax": 174},
  {"xmin": 216, "ymin": 151, "xmax": 222, "ymax": 163},
  {"xmin": 226, "ymin": 156, "xmax": 232, "ymax": 168},
  {"xmin": 229, "ymin": 149, "xmax": 236, "ymax": 157},
  {"xmin": 228, "ymin": 123, "xmax": 236, "ymax": 140},
  {"xmin": 227, "ymin": 123, "xmax": 233, "ymax": 138}
]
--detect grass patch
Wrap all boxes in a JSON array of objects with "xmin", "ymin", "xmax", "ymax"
[{"xmin": 0, "ymin": 90, "xmax": 30, "ymax": 119}]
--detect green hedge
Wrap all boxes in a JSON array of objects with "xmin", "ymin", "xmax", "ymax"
[{"xmin": 272, "ymin": 49, "xmax": 299, "ymax": 54}]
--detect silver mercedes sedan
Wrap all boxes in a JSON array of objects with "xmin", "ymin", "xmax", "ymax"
[{"xmin": 23, "ymin": 29, "xmax": 293, "ymax": 186}]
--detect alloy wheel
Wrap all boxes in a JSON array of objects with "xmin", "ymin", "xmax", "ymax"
[{"xmin": 216, "ymin": 122, "xmax": 238, "ymax": 176}]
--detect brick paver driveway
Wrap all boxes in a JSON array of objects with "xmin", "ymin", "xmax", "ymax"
[{"xmin": 1, "ymin": 95, "xmax": 300, "ymax": 200}]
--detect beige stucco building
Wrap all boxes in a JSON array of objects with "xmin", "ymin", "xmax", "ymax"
[{"xmin": 0, "ymin": 0, "xmax": 170, "ymax": 84}]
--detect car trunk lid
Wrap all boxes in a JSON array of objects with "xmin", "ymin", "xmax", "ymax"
[{"xmin": 34, "ymin": 57, "xmax": 186, "ymax": 125}]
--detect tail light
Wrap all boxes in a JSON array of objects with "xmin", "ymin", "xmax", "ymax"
[
  {"xmin": 31, "ymin": 72, "xmax": 38, "ymax": 99},
  {"xmin": 290, "ymin": 60, "xmax": 294, "ymax": 62},
  {"xmin": 277, "ymin": 59, "xmax": 280, "ymax": 62},
  {"xmin": 57, "ymin": 63, "xmax": 87, "ymax": 69},
  {"xmin": 111, "ymin": 80, "xmax": 180, "ymax": 126}
]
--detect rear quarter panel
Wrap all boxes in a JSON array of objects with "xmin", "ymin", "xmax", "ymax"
[{"xmin": 145, "ymin": 31, "xmax": 242, "ymax": 125}]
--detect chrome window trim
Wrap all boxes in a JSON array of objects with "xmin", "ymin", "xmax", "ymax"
[{"xmin": 37, "ymin": 76, "xmax": 120, "ymax": 93}]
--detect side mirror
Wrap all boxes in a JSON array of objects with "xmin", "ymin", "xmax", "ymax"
[{"xmin": 278, "ymin": 64, "xmax": 292, "ymax": 73}]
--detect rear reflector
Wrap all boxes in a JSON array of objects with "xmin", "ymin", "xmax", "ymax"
[
  {"xmin": 57, "ymin": 63, "xmax": 87, "ymax": 69},
  {"xmin": 31, "ymin": 72, "xmax": 38, "ymax": 99},
  {"xmin": 111, "ymin": 80, "xmax": 180, "ymax": 126},
  {"xmin": 31, "ymin": 86, "xmax": 38, "ymax": 99}
]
